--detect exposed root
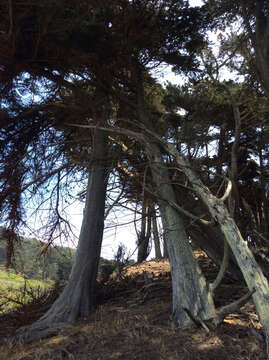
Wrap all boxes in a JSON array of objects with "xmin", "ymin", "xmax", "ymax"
[{"xmin": 3, "ymin": 320, "xmax": 73, "ymax": 345}]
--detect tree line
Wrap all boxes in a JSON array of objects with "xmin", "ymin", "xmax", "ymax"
[{"xmin": 0, "ymin": 227, "xmax": 75, "ymax": 281}]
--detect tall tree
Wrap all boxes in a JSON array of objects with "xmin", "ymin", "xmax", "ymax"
[{"xmin": 18, "ymin": 124, "xmax": 109, "ymax": 341}]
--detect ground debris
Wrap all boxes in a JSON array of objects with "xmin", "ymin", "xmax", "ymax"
[{"xmin": 0, "ymin": 251, "xmax": 267, "ymax": 360}]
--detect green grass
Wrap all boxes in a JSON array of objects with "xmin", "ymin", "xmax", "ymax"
[{"xmin": 0, "ymin": 268, "xmax": 53, "ymax": 313}]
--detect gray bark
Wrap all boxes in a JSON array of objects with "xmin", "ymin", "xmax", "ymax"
[
  {"xmin": 148, "ymin": 144, "xmax": 216, "ymax": 326},
  {"xmin": 162, "ymin": 139, "xmax": 269, "ymax": 352},
  {"xmin": 163, "ymin": 233, "xmax": 169, "ymax": 258},
  {"xmin": 134, "ymin": 67, "xmax": 215, "ymax": 326},
  {"xmin": 13, "ymin": 125, "xmax": 109, "ymax": 343}
]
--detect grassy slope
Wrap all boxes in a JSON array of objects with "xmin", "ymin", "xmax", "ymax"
[{"xmin": 0, "ymin": 265, "xmax": 52, "ymax": 313}]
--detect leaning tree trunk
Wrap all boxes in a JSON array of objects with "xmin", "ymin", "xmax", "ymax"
[
  {"xmin": 148, "ymin": 143, "xmax": 216, "ymax": 326},
  {"xmin": 14, "ymin": 127, "xmax": 109, "ymax": 343},
  {"xmin": 161, "ymin": 139, "xmax": 269, "ymax": 353}
]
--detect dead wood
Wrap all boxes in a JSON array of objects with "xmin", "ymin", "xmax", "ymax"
[
  {"xmin": 212, "ymin": 288, "xmax": 256, "ymax": 326},
  {"xmin": 210, "ymin": 239, "xmax": 229, "ymax": 294},
  {"xmin": 183, "ymin": 288, "xmax": 256, "ymax": 330}
]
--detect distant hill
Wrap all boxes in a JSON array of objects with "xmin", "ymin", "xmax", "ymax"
[
  {"xmin": 0, "ymin": 227, "xmax": 75, "ymax": 281},
  {"xmin": 0, "ymin": 228, "xmax": 134, "ymax": 283}
]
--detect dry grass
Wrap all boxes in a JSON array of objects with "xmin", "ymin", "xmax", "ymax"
[{"xmin": 0, "ymin": 252, "xmax": 266, "ymax": 360}]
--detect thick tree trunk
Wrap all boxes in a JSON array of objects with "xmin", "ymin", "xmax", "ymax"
[
  {"xmin": 134, "ymin": 67, "xmax": 215, "ymax": 326},
  {"xmin": 148, "ymin": 144, "xmax": 216, "ymax": 326},
  {"xmin": 14, "ymin": 128, "xmax": 108, "ymax": 343}
]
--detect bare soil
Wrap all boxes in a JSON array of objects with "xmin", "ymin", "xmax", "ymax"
[{"xmin": 0, "ymin": 251, "xmax": 266, "ymax": 360}]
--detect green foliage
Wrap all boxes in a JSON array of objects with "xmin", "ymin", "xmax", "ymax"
[
  {"xmin": 0, "ymin": 228, "xmax": 75, "ymax": 281},
  {"xmin": 0, "ymin": 268, "xmax": 52, "ymax": 313}
]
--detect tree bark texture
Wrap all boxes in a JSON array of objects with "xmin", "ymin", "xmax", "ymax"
[
  {"xmin": 148, "ymin": 143, "xmax": 216, "ymax": 327},
  {"xmin": 165, "ymin": 142, "xmax": 269, "ymax": 352},
  {"xmin": 134, "ymin": 66, "xmax": 215, "ymax": 326},
  {"xmin": 14, "ymin": 125, "xmax": 109, "ymax": 343}
]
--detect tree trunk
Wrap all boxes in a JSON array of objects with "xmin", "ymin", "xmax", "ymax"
[
  {"xmin": 259, "ymin": 132, "xmax": 269, "ymax": 240},
  {"xmin": 137, "ymin": 199, "xmax": 151, "ymax": 263},
  {"xmin": 163, "ymin": 235, "xmax": 169, "ymax": 258},
  {"xmin": 148, "ymin": 143, "xmax": 216, "ymax": 326},
  {"xmin": 134, "ymin": 67, "xmax": 215, "ymax": 326},
  {"xmin": 14, "ymin": 127, "xmax": 109, "ymax": 343},
  {"xmin": 164, "ymin": 141, "xmax": 269, "ymax": 351},
  {"xmin": 152, "ymin": 205, "xmax": 162, "ymax": 259}
]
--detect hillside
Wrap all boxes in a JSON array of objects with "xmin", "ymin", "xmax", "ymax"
[
  {"xmin": 0, "ymin": 251, "xmax": 266, "ymax": 360},
  {"xmin": 0, "ymin": 227, "xmax": 75, "ymax": 281}
]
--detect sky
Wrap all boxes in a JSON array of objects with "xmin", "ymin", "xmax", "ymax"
[{"xmin": 189, "ymin": 0, "xmax": 204, "ymax": 6}]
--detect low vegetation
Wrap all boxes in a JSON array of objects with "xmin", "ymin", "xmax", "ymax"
[{"xmin": 0, "ymin": 265, "xmax": 53, "ymax": 313}]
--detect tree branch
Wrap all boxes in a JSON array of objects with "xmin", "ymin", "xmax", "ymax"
[
  {"xmin": 22, "ymin": 164, "xmax": 70, "ymax": 192},
  {"xmin": 210, "ymin": 239, "xmax": 229, "ymax": 293},
  {"xmin": 220, "ymin": 179, "xmax": 232, "ymax": 202},
  {"xmin": 212, "ymin": 288, "xmax": 256, "ymax": 327}
]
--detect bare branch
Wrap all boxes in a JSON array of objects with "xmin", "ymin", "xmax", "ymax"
[
  {"xmin": 166, "ymin": 199, "xmax": 212, "ymax": 226},
  {"xmin": 183, "ymin": 307, "xmax": 202, "ymax": 327},
  {"xmin": 212, "ymin": 288, "xmax": 256, "ymax": 327},
  {"xmin": 220, "ymin": 179, "xmax": 232, "ymax": 202},
  {"xmin": 104, "ymin": 186, "xmax": 125, "ymax": 220},
  {"xmin": 210, "ymin": 240, "xmax": 229, "ymax": 293},
  {"xmin": 22, "ymin": 164, "xmax": 70, "ymax": 192},
  {"xmin": 66, "ymin": 123, "xmax": 146, "ymax": 144}
]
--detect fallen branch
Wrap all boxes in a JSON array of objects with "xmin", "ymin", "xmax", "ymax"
[
  {"xmin": 212, "ymin": 288, "xmax": 256, "ymax": 327},
  {"xmin": 183, "ymin": 288, "xmax": 256, "ymax": 331}
]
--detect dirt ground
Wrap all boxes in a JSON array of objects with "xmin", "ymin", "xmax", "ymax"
[{"xmin": 0, "ymin": 251, "xmax": 267, "ymax": 360}]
